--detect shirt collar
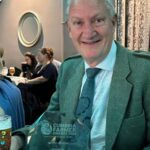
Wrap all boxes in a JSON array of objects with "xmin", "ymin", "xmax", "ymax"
[{"xmin": 84, "ymin": 40, "xmax": 116, "ymax": 71}]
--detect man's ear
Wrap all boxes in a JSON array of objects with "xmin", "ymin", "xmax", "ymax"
[
  {"xmin": 69, "ymin": 32, "xmax": 72, "ymax": 38},
  {"xmin": 66, "ymin": 22, "xmax": 72, "ymax": 38},
  {"xmin": 112, "ymin": 14, "xmax": 117, "ymax": 26},
  {"xmin": 111, "ymin": 14, "xmax": 117, "ymax": 33}
]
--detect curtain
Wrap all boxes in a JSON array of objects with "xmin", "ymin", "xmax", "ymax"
[{"xmin": 115, "ymin": 0, "xmax": 150, "ymax": 51}]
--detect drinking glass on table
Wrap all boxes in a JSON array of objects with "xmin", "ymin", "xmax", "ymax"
[
  {"xmin": 0, "ymin": 115, "xmax": 12, "ymax": 150},
  {"xmin": 9, "ymin": 67, "xmax": 15, "ymax": 76}
]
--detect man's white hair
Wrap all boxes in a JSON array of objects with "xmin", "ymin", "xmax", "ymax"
[{"xmin": 65, "ymin": 0, "xmax": 115, "ymax": 21}]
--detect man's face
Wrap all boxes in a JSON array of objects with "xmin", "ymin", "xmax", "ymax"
[{"xmin": 67, "ymin": 0, "xmax": 116, "ymax": 66}]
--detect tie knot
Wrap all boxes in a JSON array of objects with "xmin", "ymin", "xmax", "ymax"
[{"xmin": 86, "ymin": 68, "xmax": 100, "ymax": 78}]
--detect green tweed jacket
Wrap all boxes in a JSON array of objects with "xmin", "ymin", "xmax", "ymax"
[{"xmin": 16, "ymin": 42, "xmax": 150, "ymax": 150}]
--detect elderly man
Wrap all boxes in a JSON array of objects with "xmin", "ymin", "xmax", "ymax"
[{"xmin": 11, "ymin": 0, "xmax": 150, "ymax": 149}]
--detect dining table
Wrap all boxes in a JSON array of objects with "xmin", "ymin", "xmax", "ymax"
[{"xmin": 7, "ymin": 76, "xmax": 26, "ymax": 85}]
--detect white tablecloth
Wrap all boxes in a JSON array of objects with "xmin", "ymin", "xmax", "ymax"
[{"xmin": 7, "ymin": 76, "xmax": 26, "ymax": 85}]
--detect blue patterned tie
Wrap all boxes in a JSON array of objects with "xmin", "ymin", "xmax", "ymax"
[{"xmin": 75, "ymin": 68, "xmax": 100, "ymax": 128}]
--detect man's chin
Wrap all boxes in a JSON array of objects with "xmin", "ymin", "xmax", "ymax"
[
  {"xmin": 84, "ymin": 55, "xmax": 98, "ymax": 62},
  {"xmin": 84, "ymin": 53, "xmax": 99, "ymax": 59}
]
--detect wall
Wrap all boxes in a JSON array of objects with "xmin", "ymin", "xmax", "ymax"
[
  {"xmin": 0, "ymin": 0, "xmax": 65, "ymax": 68},
  {"xmin": 62, "ymin": 0, "xmax": 77, "ymax": 59}
]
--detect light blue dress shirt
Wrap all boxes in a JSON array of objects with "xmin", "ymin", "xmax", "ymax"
[{"xmin": 81, "ymin": 41, "xmax": 117, "ymax": 150}]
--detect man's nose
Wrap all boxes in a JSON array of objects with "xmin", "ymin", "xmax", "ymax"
[{"xmin": 82, "ymin": 22, "xmax": 96, "ymax": 37}]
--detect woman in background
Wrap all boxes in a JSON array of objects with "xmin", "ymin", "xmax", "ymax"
[
  {"xmin": 20, "ymin": 52, "xmax": 37, "ymax": 79},
  {"xmin": 28, "ymin": 48, "xmax": 58, "ymax": 104}
]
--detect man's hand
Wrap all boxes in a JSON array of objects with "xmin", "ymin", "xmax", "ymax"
[{"xmin": 10, "ymin": 136, "xmax": 24, "ymax": 150}]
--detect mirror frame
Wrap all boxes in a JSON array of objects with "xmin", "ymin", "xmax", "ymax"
[{"xmin": 18, "ymin": 11, "xmax": 42, "ymax": 47}]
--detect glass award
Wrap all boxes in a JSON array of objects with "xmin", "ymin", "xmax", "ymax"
[{"xmin": 26, "ymin": 111, "xmax": 90, "ymax": 150}]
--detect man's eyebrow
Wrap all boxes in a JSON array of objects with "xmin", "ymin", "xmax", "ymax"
[
  {"xmin": 69, "ymin": 14, "xmax": 106, "ymax": 21},
  {"xmin": 91, "ymin": 14, "xmax": 105, "ymax": 19},
  {"xmin": 69, "ymin": 17, "xmax": 83, "ymax": 20}
]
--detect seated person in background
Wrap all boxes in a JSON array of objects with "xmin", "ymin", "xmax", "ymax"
[
  {"xmin": 20, "ymin": 52, "xmax": 37, "ymax": 79},
  {"xmin": 43, "ymin": 47, "xmax": 61, "ymax": 73},
  {"xmin": 0, "ymin": 47, "xmax": 9, "ymax": 76},
  {"xmin": 18, "ymin": 48, "xmax": 58, "ymax": 124},
  {"xmin": 29, "ymin": 48, "xmax": 58, "ymax": 104},
  {"xmin": 0, "ymin": 75, "xmax": 25, "ymax": 131},
  {"xmin": 0, "ymin": 47, "xmax": 22, "ymax": 77},
  {"xmin": 0, "ymin": 46, "xmax": 4, "ymax": 68}
]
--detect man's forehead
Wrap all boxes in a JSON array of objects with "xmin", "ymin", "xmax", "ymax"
[
  {"xmin": 70, "ymin": 0, "xmax": 104, "ymax": 5},
  {"xmin": 69, "ymin": 0, "xmax": 106, "ymax": 12},
  {"xmin": 69, "ymin": 3, "xmax": 108, "ymax": 18}
]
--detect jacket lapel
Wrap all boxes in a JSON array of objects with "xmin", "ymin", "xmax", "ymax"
[
  {"xmin": 62, "ymin": 59, "xmax": 85, "ymax": 120},
  {"xmin": 106, "ymin": 43, "xmax": 133, "ymax": 150}
]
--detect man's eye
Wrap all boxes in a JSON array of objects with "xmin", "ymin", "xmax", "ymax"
[
  {"xmin": 72, "ymin": 21, "xmax": 83, "ymax": 26},
  {"xmin": 94, "ymin": 18, "xmax": 105, "ymax": 26}
]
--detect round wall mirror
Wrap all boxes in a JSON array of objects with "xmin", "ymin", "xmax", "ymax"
[{"xmin": 18, "ymin": 12, "xmax": 42, "ymax": 47}]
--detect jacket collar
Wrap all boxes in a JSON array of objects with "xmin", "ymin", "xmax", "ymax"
[{"xmin": 62, "ymin": 59, "xmax": 85, "ymax": 121}]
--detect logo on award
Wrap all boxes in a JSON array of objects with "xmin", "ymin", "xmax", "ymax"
[
  {"xmin": 40, "ymin": 119, "xmax": 76, "ymax": 137},
  {"xmin": 41, "ymin": 120, "xmax": 52, "ymax": 135}
]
